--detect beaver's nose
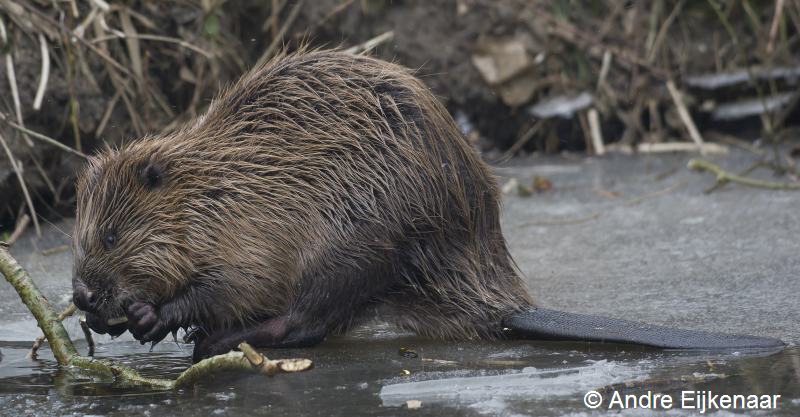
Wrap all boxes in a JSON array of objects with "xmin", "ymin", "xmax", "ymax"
[{"xmin": 73, "ymin": 285, "xmax": 98, "ymax": 312}]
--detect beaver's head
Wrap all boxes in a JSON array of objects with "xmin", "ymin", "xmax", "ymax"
[{"xmin": 72, "ymin": 143, "xmax": 193, "ymax": 335}]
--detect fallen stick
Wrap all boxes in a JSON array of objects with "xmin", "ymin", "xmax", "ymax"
[
  {"xmin": 637, "ymin": 142, "xmax": 728, "ymax": 155},
  {"xmin": 666, "ymin": 80, "xmax": 705, "ymax": 149},
  {"xmin": 688, "ymin": 159, "xmax": 800, "ymax": 191},
  {"xmin": 0, "ymin": 243, "xmax": 312, "ymax": 389},
  {"xmin": 588, "ymin": 108, "xmax": 605, "ymax": 156},
  {"xmin": 0, "ymin": 243, "xmax": 77, "ymax": 364}
]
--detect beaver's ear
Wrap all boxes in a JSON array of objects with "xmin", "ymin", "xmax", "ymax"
[{"xmin": 138, "ymin": 160, "xmax": 165, "ymax": 189}]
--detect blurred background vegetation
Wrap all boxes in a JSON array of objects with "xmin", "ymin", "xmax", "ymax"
[{"xmin": 0, "ymin": 0, "xmax": 799, "ymax": 234}]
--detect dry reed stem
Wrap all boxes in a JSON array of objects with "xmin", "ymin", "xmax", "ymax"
[
  {"xmin": 344, "ymin": 30, "xmax": 395, "ymax": 55},
  {"xmin": 666, "ymin": 80, "xmax": 705, "ymax": 149},
  {"xmin": 257, "ymin": 0, "xmax": 305, "ymax": 67},
  {"xmin": 0, "ymin": 132, "xmax": 41, "ymax": 236},
  {"xmin": 767, "ymin": 0, "xmax": 786, "ymax": 53},
  {"xmin": 32, "ymin": 33, "xmax": 50, "ymax": 111},
  {"xmin": 5, "ymin": 214, "xmax": 30, "ymax": 246},
  {"xmin": 637, "ymin": 142, "xmax": 728, "ymax": 154},
  {"xmin": 588, "ymin": 108, "xmax": 605, "ymax": 156},
  {"xmin": 0, "ymin": 112, "xmax": 88, "ymax": 158}
]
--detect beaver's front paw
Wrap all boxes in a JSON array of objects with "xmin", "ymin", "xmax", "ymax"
[{"xmin": 127, "ymin": 302, "xmax": 170, "ymax": 344}]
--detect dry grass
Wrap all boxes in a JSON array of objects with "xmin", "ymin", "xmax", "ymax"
[{"xmin": 0, "ymin": 0, "xmax": 799, "ymax": 230}]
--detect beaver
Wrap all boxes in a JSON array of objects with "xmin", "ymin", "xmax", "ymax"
[{"xmin": 72, "ymin": 50, "xmax": 783, "ymax": 362}]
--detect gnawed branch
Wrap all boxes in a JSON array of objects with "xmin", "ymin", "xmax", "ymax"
[
  {"xmin": 0, "ymin": 243, "xmax": 312, "ymax": 390},
  {"xmin": 688, "ymin": 159, "xmax": 800, "ymax": 192}
]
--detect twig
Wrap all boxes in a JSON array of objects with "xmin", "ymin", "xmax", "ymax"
[
  {"xmin": 648, "ymin": 99, "xmax": 663, "ymax": 135},
  {"xmin": 29, "ymin": 303, "xmax": 77, "ymax": 359},
  {"xmin": 269, "ymin": 0, "xmax": 282, "ymax": 36},
  {"xmin": 706, "ymin": 0, "xmax": 776, "ymax": 155},
  {"xmin": 637, "ymin": 142, "xmax": 728, "ymax": 154},
  {"xmin": 0, "ymin": 112, "xmax": 88, "ymax": 158},
  {"xmin": 170, "ymin": 344, "xmax": 311, "ymax": 389},
  {"xmin": 95, "ymin": 86, "xmax": 122, "ymax": 137},
  {"xmin": 73, "ymin": 5, "xmax": 101, "ymax": 39},
  {"xmin": 0, "ymin": 245, "xmax": 77, "ymax": 364},
  {"xmin": 0, "ymin": 132, "xmax": 41, "ymax": 236},
  {"xmin": 344, "ymin": 30, "xmax": 395, "ymax": 55},
  {"xmin": 79, "ymin": 316, "xmax": 95, "ymax": 356},
  {"xmin": 702, "ymin": 160, "xmax": 763, "ymax": 194},
  {"xmin": 41, "ymin": 245, "xmax": 69, "ymax": 256},
  {"xmin": 89, "ymin": 0, "xmax": 111, "ymax": 12},
  {"xmin": 0, "ymin": 245, "xmax": 313, "ymax": 389},
  {"xmin": 18, "ymin": 2, "xmax": 136, "ymax": 80},
  {"xmin": 6, "ymin": 214, "xmax": 30, "ymax": 246},
  {"xmin": 519, "ymin": 213, "xmax": 601, "ymax": 227},
  {"xmin": 256, "ymin": 0, "xmax": 305, "ymax": 68},
  {"xmin": 119, "ymin": 8, "xmax": 143, "ymax": 80},
  {"xmin": 51, "ymin": 8, "xmax": 129, "ymax": 75},
  {"xmin": 596, "ymin": 50, "xmax": 612, "ymax": 91},
  {"xmin": 0, "ymin": 17, "xmax": 33, "ymax": 147},
  {"xmin": 624, "ymin": 180, "xmax": 688, "ymax": 207},
  {"xmin": 316, "ymin": 0, "xmax": 355, "ymax": 28},
  {"xmin": 688, "ymin": 159, "xmax": 800, "ymax": 191},
  {"xmin": 63, "ymin": 36, "xmax": 82, "ymax": 153},
  {"xmin": 767, "ymin": 0, "xmax": 786, "ymax": 54},
  {"xmin": 646, "ymin": 0, "xmax": 685, "ymax": 63},
  {"xmin": 28, "ymin": 152, "xmax": 55, "ymax": 194},
  {"xmin": 588, "ymin": 108, "xmax": 605, "ymax": 155},
  {"xmin": 68, "ymin": 0, "xmax": 79, "ymax": 18},
  {"xmin": 577, "ymin": 111, "xmax": 592, "ymax": 153},
  {"xmin": 89, "ymin": 33, "xmax": 213, "ymax": 59},
  {"xmin": 33, "ymin": 33, "xmax": 50, "ymax": 111},
  {"xmin": 666, "ymin": 80, "xmax": 704, "ymax": 149},
  {"xmin": 773, "ymin": 87, "xmax": 800, "ymax": 135},
  {"xmin": 534, "ymin": 6, "xmax": 666, "ymax": 78},
  {"xmin": 238, "ymin": 342, "xmax": 313, "ymax": 376},
  {"xmin": 497, "ymin": 119, "xmax": 545, "ymax": 162},
  {"xmin": 705, "ymin": 131, "xmax": 766, "ymax": 157}
]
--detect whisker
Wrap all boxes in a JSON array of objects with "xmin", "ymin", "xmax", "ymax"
[{"xmin": 39, "ymin": 216, "xmax": 72, "ymax": 239}]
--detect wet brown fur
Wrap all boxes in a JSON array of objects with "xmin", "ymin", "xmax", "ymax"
[{"xmin": 73, "ymin": 50, "xmax": 533, "ymax": 354}]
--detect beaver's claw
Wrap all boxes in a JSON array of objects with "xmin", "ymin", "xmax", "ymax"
[{"xmin": 127, "ymin": 302, "xmax": 170, "ymax": 344}]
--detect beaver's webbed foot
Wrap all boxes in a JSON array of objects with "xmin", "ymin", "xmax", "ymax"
[
  {"xmin": 192, "ymin": 316, "xmax": 327, "ymax": 362},
  {"xmin": 192, "ymin": 329, "xmax": 237, "ymax": 362},
  {"xmin": 127, "ymin": 302, "xmax": 174, "ymax": 344}
]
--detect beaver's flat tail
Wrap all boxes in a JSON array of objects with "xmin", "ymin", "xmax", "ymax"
[{"xmin": 503, "ymin": 308, "xmax": 785, "ymax": 350}]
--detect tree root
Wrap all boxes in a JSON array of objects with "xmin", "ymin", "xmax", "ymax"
[
  {"xmin": 687, "ymin": 159, "xmax": 800, "ymax": 192},
  {"xmin": 0, "ymin": 243, "xmax": 312, "ymax": 390}
]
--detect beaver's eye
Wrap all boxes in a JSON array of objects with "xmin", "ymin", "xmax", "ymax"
[{"xmin": 103, "ymin": 233, "xmax": 117, "ymax": 250}]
